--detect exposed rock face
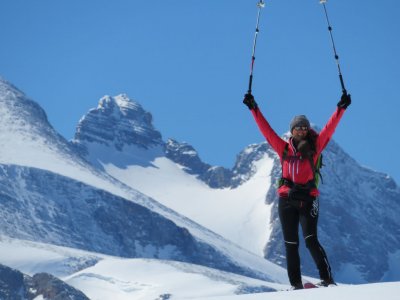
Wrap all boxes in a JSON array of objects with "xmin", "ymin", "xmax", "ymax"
[
  {"xmin": 74, "ymin": 94, "xmax": 163, "ymax": 151},
  {"xmin": 0, "ymin": 264, "xmax": 89, "ymax": 300}
]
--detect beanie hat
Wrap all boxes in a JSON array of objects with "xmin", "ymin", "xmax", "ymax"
[{"xmin": 290, "ymin": 115, "xmax": 310, "ymax": 133}]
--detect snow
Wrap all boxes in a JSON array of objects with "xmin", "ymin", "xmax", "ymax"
[
  {"xmin": 0, "ymin": 236, "xmax": 284, "ymax": 299},
  {"xmin": 65, "ymin": 259, "xmax": 278, "ymax": 300},
  {"xmin": 91, "ymin": 142, "xmax": 275, "ymax": 256},
  {"xmin": 202, "ymin": 282, "xmax": 400, "ymax": 300},
  {"xmin": 0, "ymin": 82, "xmax": 149, "ymax": 204},
  {"xmin": 1, "ymin": 236, "xmax": 399, "ymax": 300},
  {"xmin": 0, "ymin": 102, "xmax": 126, "ymax": 200},
  {"xmin": 0, "ymin": 235, "xmax": 102, "ymax": 277}
]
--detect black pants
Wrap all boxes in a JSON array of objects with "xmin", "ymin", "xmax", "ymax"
[{"xmin": 278, "ymin": 197, "xmax": 333, "ymax": 286}]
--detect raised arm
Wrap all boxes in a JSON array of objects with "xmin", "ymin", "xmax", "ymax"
[
  {"xmin": 316, "ymin": 92, "xmax": 351, "ymax": 153},
  {"xmin": 243, "ymin": 93, "xmax": 286, "ymax": 158}
]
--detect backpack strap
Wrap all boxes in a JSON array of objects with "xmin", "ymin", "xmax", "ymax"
[
  {"xmin": 277, "ymin": 143, "xmax": 289, "ymax": 188},
  {"xmin": 307, "ymin": 153, "xmax": 324, "ymax": 186},
  {"xmin": 282, "ymin": 143, "xmax": 289, "ymax": 161},
  {"xmin": 315, "ymin": 154, "xmax": 324, "ymax": 185}
]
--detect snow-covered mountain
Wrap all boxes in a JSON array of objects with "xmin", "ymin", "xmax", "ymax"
[
  {"xmin": 264, "ymin": 137, "xmax": 400, "ymax": 283},
  {"xmin": 0, "ymin": 77, "xmax": 288, "ymax": 286},
  {"xmin": 73, "ymin": 92, "xmax": 400, "ymax": 284},
  {"xmin": 1, "ymin": 76, "xmax": 399, "ymax": 298},
  {"xmin": 74, "ymin": 94, "xmax": 163, "ymax": 151}
]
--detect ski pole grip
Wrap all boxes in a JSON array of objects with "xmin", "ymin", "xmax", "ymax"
[
  {"xmin": 248, "ymin": 75, "xmax": 253, "ymax": 94},
  {"xmin": 339, "ymin": 74, "xmax": 346, "ymax": 94}
]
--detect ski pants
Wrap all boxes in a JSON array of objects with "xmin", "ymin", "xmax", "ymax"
[{"xmin": 278, "ymin": 197, "xmax": 333, "ymax": 286}]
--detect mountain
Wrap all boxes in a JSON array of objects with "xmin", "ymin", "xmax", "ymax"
[
  {"xmin": 264, "ymin": 137, "xmax": 400, "ymax": 282},
  {"xmin": 0, "ymin": 264, "xmax": 89, "ymax": 300},
  {"xmin": 0, "ymin": 77, "xmax": 288, "ymax": 284},
  {"xmin": 1, "ymin": 75, "xmax": 399, "ymax": 291},
  {"xmin": 72, "ymin": 94, "xmax": 234, "ymax": 188},
  {"xmin": 74, "ymin": 94, "xmax": 163, "ymax": 151},
  {"xmin": 73, "ymin": 92, "xmax": 400, "ymax": 284}
]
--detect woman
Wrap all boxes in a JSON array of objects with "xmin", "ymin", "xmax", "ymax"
[{"xmin": 243, "ymin": 92, "xmax": 351, "ymax": 289}]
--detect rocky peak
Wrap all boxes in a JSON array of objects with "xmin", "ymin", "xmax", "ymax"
[
  {"xmin": 0, "ymin": 77, "xmax": 51, "ymax": 135},
  {"xmin": 74, "ymin": 94, "xmax": 163, "ymax": 151},
  {"xmin": 165, "ymin": 139, "xmax": 233, "ymax": 188},
  {"xmin": 0, "ymin": 264, "xmax": 89, "ymax": 300},
  {"xmin": 165, "ymin": 139, "xmax": 208, "ymax": 174}
]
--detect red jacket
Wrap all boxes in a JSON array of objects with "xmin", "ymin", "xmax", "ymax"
[{"xmin": 250, "ymin": 106, "xmax": 346, "ymax": 198}]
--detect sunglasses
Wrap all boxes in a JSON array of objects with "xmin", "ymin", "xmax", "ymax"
[{"xmin": 293, "ymin": 126, "xmax": 309, "ymax": 131}]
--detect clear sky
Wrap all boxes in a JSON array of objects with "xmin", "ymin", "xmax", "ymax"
[{"xmin": 0, "ymin": 0, "xmax": 399, "ymax": 184}]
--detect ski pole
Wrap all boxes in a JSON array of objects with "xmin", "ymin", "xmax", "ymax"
[
  {"xmin": 319, "ymin": 0, "xmax": 347, "ymax": 94},
  {"xmin": 247, "ymin": 0, "xmax": 266, "ymax": 95}
]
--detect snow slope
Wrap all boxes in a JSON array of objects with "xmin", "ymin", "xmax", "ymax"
[
  {"xmin": 0, "ymin": 236, "xmax": 285, "ymax": 300},
  {"xmin": 0, "ymin": 78, "xmax": 149, "ymax": 202},
  {"xmin": 1, "ymin": 236, "xmax": 399, "ymax": 300},
  {"xmin": 202, "ymin": 282, "xmax": 400, "ymax": 300},
  {"xmin": 88, "ymin": 142, "xmax": 274, "ymax": 257}
]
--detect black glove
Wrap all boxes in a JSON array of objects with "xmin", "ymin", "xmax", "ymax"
[
  {"xmin": 243, "ymin": 93, "xmax": 258, "ymax": 110},
  {"xmin": 337, "ymin": 92, "xmax": 351, "ymax": 109}
]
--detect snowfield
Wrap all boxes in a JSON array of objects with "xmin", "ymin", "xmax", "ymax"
[
  {"xmin": 202, "ymin": 282, "xmax": 400, "ymax": 300},
  {"xmin": 93, "ymin": 143, "xmax": 275, "ymax": 256},
  {"xmin": 1, "ymin": 236, "xmax": 399, "ymax": 300}
]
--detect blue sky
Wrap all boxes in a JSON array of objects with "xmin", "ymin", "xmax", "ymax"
[{"xmin": 0, "ymin": 0, "xmax": 399, "ymax": 184}]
